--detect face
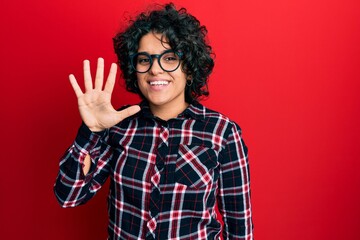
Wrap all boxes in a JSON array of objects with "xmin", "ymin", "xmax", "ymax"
[{"xmin": 136, "ymin": 32, "xmax": 188, "ymax": 114}]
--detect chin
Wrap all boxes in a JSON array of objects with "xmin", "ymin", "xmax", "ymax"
[
  {"xmin": 144, "ymin": 93, "xmax": 168, "ymax": 104},
  {"xmin": 148, "ymin": 98, "xmax": 170, "ymax": 107}
]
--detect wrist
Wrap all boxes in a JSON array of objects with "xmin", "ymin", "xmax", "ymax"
[{"xmin": 89, "ymin": 126, "xmax": 106, "ymax": 133}]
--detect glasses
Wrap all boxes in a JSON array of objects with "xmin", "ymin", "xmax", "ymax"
[{"xmin": 130, "ymin": 49, "xmax": 183, "ymax": 73}]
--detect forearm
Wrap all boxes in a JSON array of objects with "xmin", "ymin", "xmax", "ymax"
[
  {"xmin": 54, "ymin": 123, "xmax": 108, "ymax": 207},
  {"xmin": 218, "ymin": 123, "xmax": 254, "ymax": 239},
  {"xmin": 218, "ymin": 164, "xmax": 253, "ymax": 239},
  {"xmin": 218, "ymin": 191, "xmax": 253, "ymax": 239}
]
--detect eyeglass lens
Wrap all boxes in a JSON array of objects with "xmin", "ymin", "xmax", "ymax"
[{"xmin": 132, "ymin": 51, "xmax": 181, "ymax": 73}]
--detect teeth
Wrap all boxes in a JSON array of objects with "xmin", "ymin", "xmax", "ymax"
[{"xmin": 150, "ymin": 81, "xmax": 169, "ymax": 86}]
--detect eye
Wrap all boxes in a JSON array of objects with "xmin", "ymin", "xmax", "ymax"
[
  {"xmin": 137, "ymin": 57, "xmax": 150, "ymax": 65},
  {"xmin": 162, "ymin": 53, "xmax": 178, "ymax": 62}
]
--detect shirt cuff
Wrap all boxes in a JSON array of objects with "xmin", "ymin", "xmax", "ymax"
[{"xmin": 75, "ymin": 122, "xmax": 107, "ymax": 150}]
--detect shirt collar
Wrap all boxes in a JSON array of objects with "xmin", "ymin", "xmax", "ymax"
[{"xmin": 139, "ymin": 100, "xmax": 206, "ymax": 121}]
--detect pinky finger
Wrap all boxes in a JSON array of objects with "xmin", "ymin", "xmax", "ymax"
[{"xmin": 69, "ymin": 74, "xmax": 84, "ymax": 97}]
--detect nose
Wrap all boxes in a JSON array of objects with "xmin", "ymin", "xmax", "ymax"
[{"xmin": 149, "ymin": 57, "xmax": 164, "ymax": 75}]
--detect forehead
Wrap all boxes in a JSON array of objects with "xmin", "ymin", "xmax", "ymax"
[{"xmin": 138, "ymin": 32, "xmax": 171, "ymax": 53}]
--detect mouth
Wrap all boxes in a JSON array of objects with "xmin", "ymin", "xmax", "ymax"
[{"xmin": 148, "ymin": 80, "xmax": 170, "ymax": 86}]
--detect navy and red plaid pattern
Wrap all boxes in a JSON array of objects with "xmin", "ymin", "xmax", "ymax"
[{"xmin": 54, "ymin": 101, "xmax": 253, "ymax": 239}]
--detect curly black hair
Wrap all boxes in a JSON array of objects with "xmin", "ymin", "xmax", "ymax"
[{"xmin": 113, "ymin": 3, "xmax": 214, "ymax": 103}]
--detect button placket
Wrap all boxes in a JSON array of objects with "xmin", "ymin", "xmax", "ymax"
[{"xmin": 147, "ymin": 124, "xmax": 169, "ymax": 236}]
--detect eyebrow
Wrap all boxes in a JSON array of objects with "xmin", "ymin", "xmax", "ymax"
[{"xmin": 136, "ymin": 49, "xmax": 173, "ymax": 54}]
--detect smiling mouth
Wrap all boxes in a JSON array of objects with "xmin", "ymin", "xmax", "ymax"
[{"xmin": 149, "ymin": 80, "xmax": 169, "ymax": 86}]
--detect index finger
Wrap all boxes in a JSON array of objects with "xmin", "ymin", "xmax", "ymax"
[{"xmin": 103, "ymin": 63, "xmax": 117, "ymax": 94}]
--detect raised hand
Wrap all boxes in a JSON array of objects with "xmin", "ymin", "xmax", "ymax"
[{"xmin": 69, "ymin": 58, "xmax": 141, "ymax": 132}]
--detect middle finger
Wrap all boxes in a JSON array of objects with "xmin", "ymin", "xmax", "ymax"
[{"xmin": 94, "ymin": 58, "xmax": 104, "ymax": 90}]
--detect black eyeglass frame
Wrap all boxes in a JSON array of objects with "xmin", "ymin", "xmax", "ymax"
[{"xmin": 130, "ymin": 49, "xmax": 184, "ymax": 73}]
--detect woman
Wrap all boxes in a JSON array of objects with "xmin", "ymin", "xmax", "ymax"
[{"xmin": 54, "ymin": 3, "xmax": 253, "ymax": 239}]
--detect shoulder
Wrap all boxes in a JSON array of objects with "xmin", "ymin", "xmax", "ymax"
[
  {"xmin": 195, "ymin": 102, "xmax": 241, "ymax": 126},
  {"xmin": 192, "ymin": 102, "xmax": 243, "ymax": 136}
]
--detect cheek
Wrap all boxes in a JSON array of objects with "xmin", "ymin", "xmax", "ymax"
[
  {"xmin": 135, "ymin": 75, "xmax": 146, "ymax": 94},
  {"xmin": 177, "ymin": 73, "xmax": 188, "ymax": 87},
  {"xmin": 136, "ymin": 74, "xmax": 146, "ymax": 86},
  {"xmin": 136, "ymin": 73, "xmax": 142, "ymax": 82}
]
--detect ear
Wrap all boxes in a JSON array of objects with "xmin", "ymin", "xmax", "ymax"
[{"xmin": 186, "ymin": 75, "xmax": 193, "ymax": 86}]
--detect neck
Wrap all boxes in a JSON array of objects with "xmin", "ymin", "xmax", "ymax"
[{"xmin": 149, "ymin": 101, "xmax": 189, "ymax": 121}]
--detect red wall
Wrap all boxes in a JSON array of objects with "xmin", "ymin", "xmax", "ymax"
[{"xmin": 1, "ymin": 0, "xmax": 360, "ymax": 239}]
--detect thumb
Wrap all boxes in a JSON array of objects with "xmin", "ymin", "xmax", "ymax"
[{"xmin": 117, "ymin": 105, "xmax": 141, "ymax": 121}]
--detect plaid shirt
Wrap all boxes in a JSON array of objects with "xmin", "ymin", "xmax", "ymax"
[{"xmin": 54, "ymin": 101, "xmax": 253, "ymax": 240}]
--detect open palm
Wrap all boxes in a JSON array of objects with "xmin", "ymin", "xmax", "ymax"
[{"xmin": 69, "ymin": 58, "xmax": 140, "ymax": 132}]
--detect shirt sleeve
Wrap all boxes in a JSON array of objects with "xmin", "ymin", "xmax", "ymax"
[
  {"xmin": 53, "ymin": 123, "xmax": 113, "ymax": 208},
  {"xmin": 217, "ymin": 122, "xmax": 254, "ymax": 239}
]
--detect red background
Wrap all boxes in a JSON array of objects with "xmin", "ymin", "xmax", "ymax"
[{"xmin": 1, "ymin": 0, "xmax": 360, "ymax": 239}]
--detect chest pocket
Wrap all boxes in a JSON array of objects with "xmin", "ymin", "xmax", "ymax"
[{"xmin": 175, "ymin": 144, "xmax": 218, "ymax": 189}]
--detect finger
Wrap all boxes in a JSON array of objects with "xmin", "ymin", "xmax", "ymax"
[
  {"xmin": 94, "ymin": 57, "xmax": 104, "ymax": 90},
  {"xmin": 69, "ymin": 74, "xmax": 84, "ymax": 97},
  {"xmin": 117, "ymin": 105, "xmax": 141, "ymax": 121},
  {"xmin": 83, "ymin": 60, "xmax": 93, "ymax": 91},
  {"xmin": 104, "ymin": 63, "xmax": 117, "ymax": 94}
]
